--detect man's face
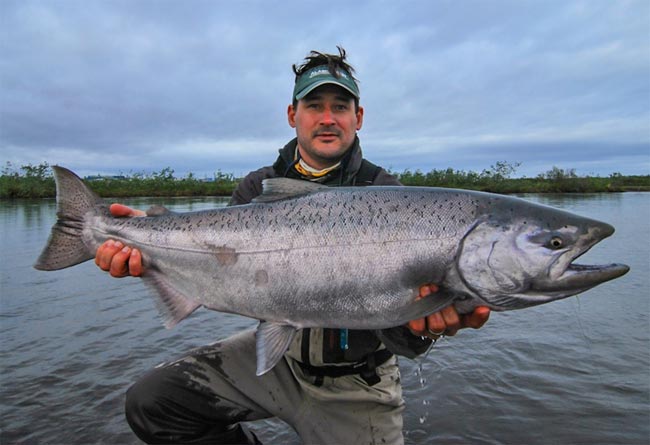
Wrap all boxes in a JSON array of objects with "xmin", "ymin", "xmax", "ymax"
[{"xmin": 287, "ymin": 84, "xmax": 364, "ymax": 170}]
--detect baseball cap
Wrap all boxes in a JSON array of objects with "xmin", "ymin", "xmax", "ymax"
[{"xmin": 293, "ymin": 65, "xmax": 360, "ymax": 101}]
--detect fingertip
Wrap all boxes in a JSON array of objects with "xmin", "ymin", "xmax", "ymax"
[
  {"xmin": 476, "ymin": 306, "xmax": 491, "ymax": 319},
  {"xmin": 418, "ymin": 283, "xmax": 439, "ymax": 298},
  {"xmin": 408, "ymin": 318, "xmax": 425, "ymax": 334},
  {"xmin": 109, "ymin": 203, "xmax": 125, "ymax": 216},
  {"xmin": 418, "ymin": 285, "xmax": 432, "ymax": 298},
  {"xmin": 463, "ymin": 306, "xmax": 491, "ymax": 329},
  {"xmin": 130, "ymin": 249, "xmax": 143, "ymax": 276}
]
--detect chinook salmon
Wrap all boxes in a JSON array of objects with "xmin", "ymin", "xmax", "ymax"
[{"xmin": 35, "ymin": 166, "xmax": 629, "ymax": 375}]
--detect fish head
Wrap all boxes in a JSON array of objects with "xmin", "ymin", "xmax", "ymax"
[{"xmin": 454, "ymin": 201, "xmax": 629, "ymax": 310}]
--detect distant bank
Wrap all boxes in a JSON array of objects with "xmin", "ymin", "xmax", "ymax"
[{"xmin": 1, "ymin": 162, "xmax": 648, "ymax": 199}]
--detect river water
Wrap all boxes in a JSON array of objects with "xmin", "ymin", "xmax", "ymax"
[{"xmin": 1, "ymin": 193, "xmax": 648, "ymax": 445}]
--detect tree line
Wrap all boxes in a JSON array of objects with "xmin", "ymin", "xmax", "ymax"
[{"xmin": 1, "ymin": 161, "xmax": 648, "ymax": 199}]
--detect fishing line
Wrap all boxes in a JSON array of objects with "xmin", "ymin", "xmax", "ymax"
[{"xmin": 571, "ymin": 296, "xmax": 614, "ymax": 406}]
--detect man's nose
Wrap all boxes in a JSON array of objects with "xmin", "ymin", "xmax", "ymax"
[{"xmin": 320, "ymin": 107, "xmax": 335, "ymax": 125}]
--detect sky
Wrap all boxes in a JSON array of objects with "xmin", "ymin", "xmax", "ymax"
[{"xmin": 1, "ymin": 0, "xmax": 649, "ymax": 179}]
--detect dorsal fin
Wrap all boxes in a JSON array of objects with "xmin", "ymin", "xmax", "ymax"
[
  {"xmin": 146, "ymin": 205, "xmax": 175, "ymax": 216},
  {"xmin": 253, "ymin": 178, "xmax": 327, "ymax": 203}
]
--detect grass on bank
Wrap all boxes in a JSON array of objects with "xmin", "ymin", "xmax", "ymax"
[{"xmin": 1, "ymin": 161, "xmax": 649, "ymax": 199}]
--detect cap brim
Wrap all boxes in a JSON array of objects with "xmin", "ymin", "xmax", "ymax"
[{"xmin": 295, "ymin": 80, "xmax": 359, "ymax": 100}]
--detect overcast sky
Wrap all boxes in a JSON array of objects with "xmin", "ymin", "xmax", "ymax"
[{"xmin": 1, "ymin": 0, "xmax": 648, "ymax": 179}]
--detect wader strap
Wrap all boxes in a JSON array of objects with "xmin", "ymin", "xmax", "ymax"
[
  {"xmin": 297, "ymin": 159, "xmax": 381, "ymax": 368},
  {"xmin": 301, "ymin": 329, "xmax": 311, "ymax": 364},
  {"xmin": 296, "ymin": 349, "xmax": 393, "ymax": 387}
]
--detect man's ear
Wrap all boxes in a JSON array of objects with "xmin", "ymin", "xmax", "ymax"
[
  {"xmin": 287, "ymin": 104, "xmax": 296, "ymax": 128},
  {"xmin": 356, "ymin": 106, "xmax": 364, "ymax": 131}
]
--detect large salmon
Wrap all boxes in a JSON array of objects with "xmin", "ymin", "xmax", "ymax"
[{"xmin": 35, "ymin": 166, "xmax": 629, "ymax": 374}]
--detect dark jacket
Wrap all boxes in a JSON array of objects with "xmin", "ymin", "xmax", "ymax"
[{"xmin": 230, "ymin": 137, "xmax": 432, "ymax": 365}]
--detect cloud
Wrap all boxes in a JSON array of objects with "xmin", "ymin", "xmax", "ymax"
[{"xmin": 1, "ymin": 0, "xmax": 648, "ymax": 178}]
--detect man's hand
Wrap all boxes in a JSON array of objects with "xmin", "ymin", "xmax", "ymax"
[
  {"xmin": 94, "ymin": 204, "xmax": 146, "ymax": 278},
  {"xmin": 407, "ymin": 284, "xmax": 491, "ymax": 340}
]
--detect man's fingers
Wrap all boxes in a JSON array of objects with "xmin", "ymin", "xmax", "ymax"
[
  {"xmin": 424, "ymin": 306, "xmax": 460, "ymax": 336},
  {"xmin": 418, "ymin": 283, "xmax": 438, "ymax": 298},
  {"xmin": 128, "ymin": 249, "xmax": 143, "ymax": 277},
  {"xmin": 109, "ymin": 203, "xmax": 146, "ymax": 217},
  {"xmin": 407, "ymin": 285, "xmax": 491, "ymax": 339},
  {"xmin": 109, "ymin": 204, "xmax": 134, "ymax": 217},
  {"xmin": 97, "ymin": 205, "xmax": 145, "ymax": 278},
  {"xmin": 407, "ymin": 284, "xmax": 440, "ymax": 337},
  {"xmin": 95, "ymin": 240, "xmax": 123, "ymax": 271},
  {"xmin": 408, "ymin": 285, "xmax": 487, "ymax": 339},
  {"xmin": 407, "ymin": 317, "xmax": 426, "ymax": 335},
  {"xmin": 95, "ymin": 240, "xmax": 143, "ymax": 278},
  {"xmin": 440, "ymin": 306, "xmax": 461, "ymax": 336},
  {"xmin": 109, "ymin": 245, "xmax": 133, "ymax": 277},
  {"xmin": 424, "ymin": 311, "xmax": 446, "ymax": 335},
  {"xmin": 462, "ymin": 306, "xmax": 491, "ymax": 329}
]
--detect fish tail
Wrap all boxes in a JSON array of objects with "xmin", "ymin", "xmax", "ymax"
[{"xmin": 33, "ymin": 166, "xmax": 105, "ymax": 271}]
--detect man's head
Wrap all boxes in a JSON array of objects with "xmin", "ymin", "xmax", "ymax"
[
  {"xmin": 288, "ymin": 47, "xmax": 364, "ymax": 170},
  {"xmin": 291, "ymin": 47, "xmax": 360, "ymax": 111}
]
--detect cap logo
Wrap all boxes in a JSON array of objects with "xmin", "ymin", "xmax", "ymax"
[{"xmin": 308, "ymin": 68, "xmax": 349, "ymax": 79}]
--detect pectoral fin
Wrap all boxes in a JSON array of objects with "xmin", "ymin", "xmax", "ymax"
[
  {"xmin": 255, "ymin": 322, "xmax": 298, "ymax": 376},
  {"xmin": 390, "ymin": 290, "xmax": 458, "ymax": 326}
]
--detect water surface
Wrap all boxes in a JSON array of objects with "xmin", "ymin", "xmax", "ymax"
[{"xmin": 1, "ymin": 193, "xmax": 648, "ymax": 444}]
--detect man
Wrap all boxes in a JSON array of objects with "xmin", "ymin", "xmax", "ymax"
[{"xmin": 95, "ymin": 47, "xmax": 490, "ymax": 445}]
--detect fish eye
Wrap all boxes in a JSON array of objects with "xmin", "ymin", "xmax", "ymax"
[{"xmin": 547, "ymin": 236, "xmax": 564, "ymax": 250}]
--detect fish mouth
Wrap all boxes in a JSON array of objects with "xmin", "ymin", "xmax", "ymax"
[{"xmin": 535, "ymin": 262, "xmax": 629, "ymax": 292}]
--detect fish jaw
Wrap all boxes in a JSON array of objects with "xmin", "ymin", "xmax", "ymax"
[{"xmin": 532, "ymin": 262, "xmax": 630, "ymax": 294}]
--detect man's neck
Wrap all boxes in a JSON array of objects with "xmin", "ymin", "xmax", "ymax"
[{"xmin": 295, "ymin": 146, "xmax": 341, "ymax": 172}]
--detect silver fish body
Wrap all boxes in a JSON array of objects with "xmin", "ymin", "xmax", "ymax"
[{"xmin": 35, "ymin": 166, "xmax": 629, "ymax": 374}]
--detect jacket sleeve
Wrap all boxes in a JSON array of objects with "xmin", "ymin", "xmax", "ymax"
[
  {"xmin": 372, "ymin": 167, "xmax": 435, "ymax": 358},
  {"xmin": 372, "ymin": 168, "xmax": 402, "ymax": 186}
]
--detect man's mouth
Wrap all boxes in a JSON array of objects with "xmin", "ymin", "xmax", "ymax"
[{"xmin": 314, "ymin": 131, "xmax": 340, "ymax": 140}]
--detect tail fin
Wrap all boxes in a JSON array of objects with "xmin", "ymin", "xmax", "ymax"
[{"xmin": 34, "ymin": 166, "xmax": 105, "ymax": 271}]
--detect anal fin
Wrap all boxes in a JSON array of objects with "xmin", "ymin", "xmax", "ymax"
[
  {"xmin": 141, "ymin": 269, "xmax": 201, "ymax": 328},
  {"xmin": 255, "ymin": 322, "xmax": 297, "ymax": 376}
]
